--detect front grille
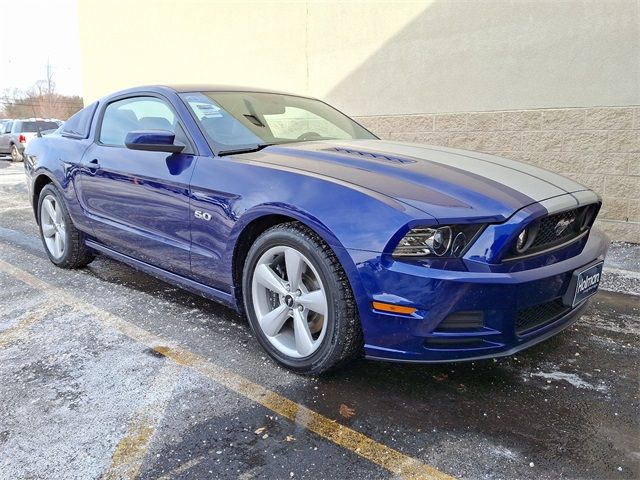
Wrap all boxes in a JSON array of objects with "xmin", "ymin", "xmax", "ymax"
[
  {"xmin": 506, "ymin": 204, "xmax": 599, "ymax": 260},
  {"xmin": 531, "ymin": 208, "xmax": 582, "ymax": 249},
  {"xmin": 516, "ymin": 299, "xmax": 570, "ymax": 334}
]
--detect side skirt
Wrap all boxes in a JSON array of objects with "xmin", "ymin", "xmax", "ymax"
[{"xmin": 85, "ymin": 240, "xmax": 237, "ymax": 309}]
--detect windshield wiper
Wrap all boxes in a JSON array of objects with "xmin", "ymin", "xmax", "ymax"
[{"xmin": 217, "ymin": 143, "xmax": 274, "ymax": 157}]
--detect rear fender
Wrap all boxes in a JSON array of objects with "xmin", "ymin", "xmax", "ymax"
[{"xmin": 25, "ymin": 136, "xmax": 94, "ymax": 235}]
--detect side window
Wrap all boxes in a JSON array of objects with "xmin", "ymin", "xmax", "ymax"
[
  {"xmin": 99, "ymin": 97, "xmax": 182, "ymax": 147},
  {"xmin": 5, "ymin": 121, "xmax": 14, "ymax": 133}
]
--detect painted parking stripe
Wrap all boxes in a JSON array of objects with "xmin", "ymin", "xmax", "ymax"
[
  {"xmin": 0, "ymin": 258, "xmax": 455, "ymax": 480},
  {"xmin": 0, "ymin": 299, "xmax": 58, "ymax": 349},
  {"xmin": 0, "ymin": 205, "xmax": 33, "ymax": 213},
  {"xmin": 103, "ymin": 362, "xmax": 182, "ymax": 480}
]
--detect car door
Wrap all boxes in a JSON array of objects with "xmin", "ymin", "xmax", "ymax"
[
  {"xmin": 0, "ymin": 121, "xmax": 12, "ymax": 153},
  {"xmin": 74, "ymin": 95, "xmax": 197, "ymax": 276}
]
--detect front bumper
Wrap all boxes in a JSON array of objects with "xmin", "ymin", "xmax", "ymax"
[{"xmin": 349, "ymin": 227, "xmax": 609, "ymax": 363}]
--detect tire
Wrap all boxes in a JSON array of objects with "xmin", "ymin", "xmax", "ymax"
[
  {"xmin": 242, "ymin": 222, "xmax": 363, "ymax": 375},
  {"xmin": 37, "ymin": 184, "xmax": 94, "ymax": 268},
  {"xmin": 10, "ymin": 145, "xmax": 23, "ymax": 163}
]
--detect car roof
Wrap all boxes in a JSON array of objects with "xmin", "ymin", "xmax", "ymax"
[
  {"xmin": 105, "ymin": 84, "xmax": 312, "ymax": 100},
  {"xmin": 167, "ymin": 84, "xmax": 297, "ymax": 95}
]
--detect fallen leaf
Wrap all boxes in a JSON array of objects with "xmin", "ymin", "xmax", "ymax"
[
  {"xmin": 285, "ymin": 435, "xmax": 296, "ymax": 442},
  {"xmin": 432, "ymin": 373, "xmax": 448, "ymax": 382},
  {"xmin": 339, "ymin": 403, "xmax": 356, "ymax": 419},
  {"xmin": 254, "ymin": 427, "xmax": 266, "ymax": 435}
]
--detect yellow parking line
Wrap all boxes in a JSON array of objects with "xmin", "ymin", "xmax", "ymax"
[
  {"xmin": 103, "ymin": 416, "xmax": 155, "ymax": 480},
  {"xmin": 0, "ymin": 299, "xmax": 58, "ymax": 349},
  {"xmin": 0, "ymin": 258, "xmax": 455, "ymax": 480},
  {"xmin": 156, "ymin": 452, "xmax": 209, "ymax": 480},
  {"xmin": 102, "ymin": 362, "xmax": 182, "ymax": 480},
  {"xmin": 0, "ymin": 205, "xmax": 33, "ymax": 213}
]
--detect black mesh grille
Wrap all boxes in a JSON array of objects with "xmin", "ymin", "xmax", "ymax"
[
  {"xmin": 530, "ymin": 209, "xmax": 581, "ymax": 249},
  {"xmin": 516, "ymin": 299, "xmax": 571, "ymax": 334}
]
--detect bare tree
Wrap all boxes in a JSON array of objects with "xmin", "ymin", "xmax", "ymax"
[{"xmin": 0, "ymin": 62, "xmax": 83, "ymax": 120}]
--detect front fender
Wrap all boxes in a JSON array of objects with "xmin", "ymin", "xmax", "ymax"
[
  {"xmin": 227, "ymin": 203, "xmax": 343, "ymax": 253},
  {"xmin": 227, "ymin": 202, "xmax": 373, "ymax": 319}
]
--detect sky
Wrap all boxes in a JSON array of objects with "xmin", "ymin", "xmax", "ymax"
[{"xmin": 0, "ymin": 0, "xmax": 82, "ymax": 97}]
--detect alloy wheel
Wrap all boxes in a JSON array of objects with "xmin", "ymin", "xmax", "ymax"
[
  {"xmin": 40, "ymin": 195, "xmax": 66, "ymax": 259},
  {"xmin": 251, "ymin": 245, "xmax": 329, "ymax": 358}
]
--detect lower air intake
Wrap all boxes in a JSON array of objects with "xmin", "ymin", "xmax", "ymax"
[
  {"xmin": 516, "ymin": 299, "xmax": 570, "ymax": 335},
  {"xmin": 435, "ymin": 311, "xmax": 484, "ymax": 332}
]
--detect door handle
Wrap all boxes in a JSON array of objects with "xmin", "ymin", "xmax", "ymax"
[{"xmin": 87, "ymin": 158, "xmax": 100, "ymax": 170}]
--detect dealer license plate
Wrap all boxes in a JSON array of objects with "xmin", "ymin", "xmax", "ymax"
[{"xmin": 563, "ymin": 261, "xmax": 604, "ymax": 307}]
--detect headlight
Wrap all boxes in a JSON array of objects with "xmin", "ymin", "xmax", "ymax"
[{"xmin": 393, "ymin": 224, "xmax": 485, "ymax": 258}]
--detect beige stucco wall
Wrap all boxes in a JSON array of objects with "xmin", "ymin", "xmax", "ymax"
[
  {"xmin": 77, "ymin": 0, "xmax": 639, "ymax": 241},
  {"xmin": 77, "ymin": 0, "xmax": 639, "ymax": 112}
]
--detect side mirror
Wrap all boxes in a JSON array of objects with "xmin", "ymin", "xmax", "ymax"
[{"xmin": 124, "ymin": 130, "xmax": 184, "ymax": 153}]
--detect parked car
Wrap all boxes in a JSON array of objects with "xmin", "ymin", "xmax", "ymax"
[
  {"xmin": 23, "ymin": 85, "xmax": 609, "ymax": 374},
  {"xmin": 23, "ymin": 124, "xmax": 64, "ymax": 150},
  {"xmin": 0, "ymin": 119, "xmax": 12, "ymax": 132},
  {"xmin": 0, "ymin": 119, "xmax": 13, "ymax": 157},
  {"xmin": 0, "ymin": 118, "xmax": 61, "ymax": 162}
]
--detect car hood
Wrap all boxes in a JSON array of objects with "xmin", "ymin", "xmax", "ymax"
[{"xmin": 241, "ymin": 139, "xmax": 591, "ymax": 223}]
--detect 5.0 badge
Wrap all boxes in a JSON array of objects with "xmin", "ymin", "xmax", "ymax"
[{"xmin": 194, "ymin": 210, "xmax": 212, "ymax": 221}]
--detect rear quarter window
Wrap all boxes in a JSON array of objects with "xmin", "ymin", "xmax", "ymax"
[{"xmin": 61, "ymin": 102, "xmax": 98, "ymax": 139}]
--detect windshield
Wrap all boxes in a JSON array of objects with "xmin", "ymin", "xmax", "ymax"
[{"xmin": 179, "ymin": 91, "xmax": 376, "ymax": 153}]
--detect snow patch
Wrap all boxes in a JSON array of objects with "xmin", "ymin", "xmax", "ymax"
[
  {"xmin": 529, "ymin": 371, "xmax": 608, "ymax": 392},
  {"xmin": 579, "ymin": 314, "xmax": 640, "ymax": 335},
  {"xmin": 489, "ymin": 445, "xmax": 521, "ymax": 461}
]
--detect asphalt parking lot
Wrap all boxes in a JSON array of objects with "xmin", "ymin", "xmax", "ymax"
[{"xmin": 0, "ymin": 161, "xmax": 638, "ymax": 480}]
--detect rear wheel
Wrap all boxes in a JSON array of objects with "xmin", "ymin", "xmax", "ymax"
[
  {"xmin": 242, "ymin": 222, "xmax": 363, "ymax": 375},
  {"xmin": 10, "ymin": 145, "xmax": 22, "ymax": 162},
  {"xmin": 38, "ymin": 184, "xmax": 94, "ymax": 268}
]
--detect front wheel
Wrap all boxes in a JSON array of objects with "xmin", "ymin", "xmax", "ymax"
[
  {"xmin": 38, "ymin": 184, "xmax": 94, "ymax": 268},
  {"xmin": 242, "ymin": 222, "xmax": 363, "ymax": 375}
]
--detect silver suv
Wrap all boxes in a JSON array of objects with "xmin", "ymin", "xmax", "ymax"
[{"xmin": 0, "ymin": 119, "xmax": 61, "ymax": 162}]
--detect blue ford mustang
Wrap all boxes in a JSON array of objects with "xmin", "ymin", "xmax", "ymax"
[{"xmin": 23, "ymin": 85, "xmax": 609, "ymax": 374}]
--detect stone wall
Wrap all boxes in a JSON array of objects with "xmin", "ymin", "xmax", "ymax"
[{"xmin": 355, "ymin": 106, "xmax": 639, "ymax": 243}]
